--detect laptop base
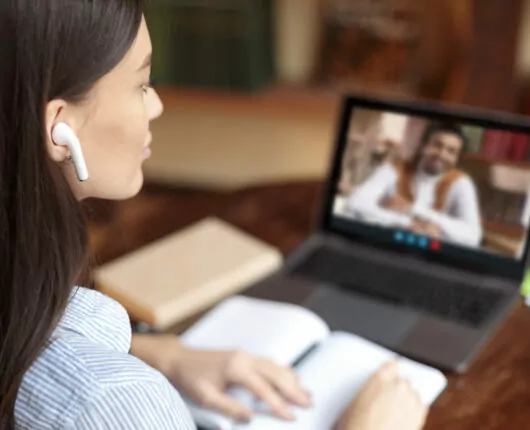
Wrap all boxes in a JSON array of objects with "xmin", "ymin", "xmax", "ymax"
[{"xmin": 273, "ymin": 234, "xmax": 521, "ymax": 373}]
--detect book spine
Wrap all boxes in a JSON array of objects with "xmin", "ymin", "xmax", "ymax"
[
  {"xmin": 480, "ymin": 130, "xmax": 500, "ymax": 159},
  {"xmin": 463, "ymin": 125, "xmax": 483, "ymax": 154},
  {"xmin": 145, "ymin": 2, "xmax": 173, "ymax": 84},
  {"xmin": 510, "ymin": 133, "xmax": 529, "ymax": 161},
  {"xmin": 147, "ymin": 0, "xmax": 273, "ymax": 92},
  {"xmin": 497, "ymin": 131, "xmax": 512, "ymax": 159}
]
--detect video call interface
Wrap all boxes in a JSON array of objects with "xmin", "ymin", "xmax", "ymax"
[{"xmin": 332, "ymin": 108, "xmax": 530, "ymax": 261}]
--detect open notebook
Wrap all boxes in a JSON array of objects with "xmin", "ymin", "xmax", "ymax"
[{"xmin": 180, "ymin": 296, "xmax": 447, "ymax": 430}]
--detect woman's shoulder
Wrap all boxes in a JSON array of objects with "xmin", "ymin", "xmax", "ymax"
[
  {"xmin": 16, "ymin": 286, "xmax": 196, "ymax": 429},
  {"xmin": 17, "ymin": 336, "xmax": 194, "ymax": 429}
]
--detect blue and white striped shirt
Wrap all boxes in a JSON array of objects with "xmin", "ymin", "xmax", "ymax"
[{"xmin": 15, "ymin": 287, "xmax": 196, "ymax": 429}]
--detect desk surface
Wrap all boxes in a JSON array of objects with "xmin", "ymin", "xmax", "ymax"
[{"xmin": 88, "ymin": 181, "xmax": 530, "ymax": 430}]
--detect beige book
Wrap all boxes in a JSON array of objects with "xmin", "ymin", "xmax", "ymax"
[{"xmin": 94, "ymin": 217, "xmax": 283, "ymax": 330}]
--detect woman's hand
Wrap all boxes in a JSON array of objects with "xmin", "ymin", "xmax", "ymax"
[
  {"xmin": 337, "ymin": 361, "xmax": 428, "ymax": 430},
  {"xmin": 130, "ymin": 334, "xmax": 312, "ymax": 423}
]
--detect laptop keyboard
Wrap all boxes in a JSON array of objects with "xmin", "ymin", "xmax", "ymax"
[{"xmin": 291, "ymin": 247, "xmax": 506, "ymax": 327}]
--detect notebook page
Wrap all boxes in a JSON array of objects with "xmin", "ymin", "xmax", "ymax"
[
  {"xmin": 180, "ymin": 296, "xmax": 330, "ymax": 366},
  {"xmin": 398, "ymin": 356, "xmax": 449, "ymax": 405},
  {"xmin": 180, "ymin": 296, "xmax": 330, "ymax": 430},
  {"xmin": 236, "ymin": 332, "xmax": 447, "ymax": 430}
]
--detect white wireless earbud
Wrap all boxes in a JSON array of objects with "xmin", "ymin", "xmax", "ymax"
[{"xmin": 51, "ymin": 122, "xmax": 89, "ymax": 182}]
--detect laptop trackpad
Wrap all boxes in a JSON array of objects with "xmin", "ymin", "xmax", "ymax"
[{"xmin": 303, "ymin": 284, "xmax": 419, "ymax": 347}]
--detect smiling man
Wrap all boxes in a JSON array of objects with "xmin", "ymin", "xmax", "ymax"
[{"xmin": 347, "ymin": 121, "xmax": 482, "ymax": 248}]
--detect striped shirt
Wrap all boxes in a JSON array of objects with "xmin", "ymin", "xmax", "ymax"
[{"xmin": 15, "ymin": 287, "xmax": 196, "ymax": 429}]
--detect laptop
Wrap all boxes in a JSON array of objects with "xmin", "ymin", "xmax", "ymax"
[{"xmin": 255, "ymin": 95, "xmax": 530, "ymax": 373}]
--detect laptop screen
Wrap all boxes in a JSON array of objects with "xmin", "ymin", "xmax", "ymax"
[{"xmin": 325, "ymin": 97, "xmax": 530, "ymax": 280}]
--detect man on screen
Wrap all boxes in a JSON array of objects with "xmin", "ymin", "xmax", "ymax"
[{"xmin": 347, "ymin": 121, "xmax": 482, "ymax": 247}]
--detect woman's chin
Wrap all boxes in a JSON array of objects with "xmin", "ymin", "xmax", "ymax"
[
  {"xmin": 109, "ymin": 170, "xmax": 145, "ymax": 201},
  {"xmin": 126, "ymin": 170, "xmax": 145, "ymax": 198},
  {"xmin": 75, "ymin": 167, "xmax": 145, "ymax": 201}
]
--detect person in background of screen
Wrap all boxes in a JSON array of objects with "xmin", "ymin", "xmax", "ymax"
[{"xmin": 347, "ymin": 121, "xmax": 482, "ymax": 247}]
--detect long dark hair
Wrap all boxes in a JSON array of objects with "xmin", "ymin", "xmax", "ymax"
[{"xmin": 0, "ymin": 1, "xmax": 143, "ymax": 427}]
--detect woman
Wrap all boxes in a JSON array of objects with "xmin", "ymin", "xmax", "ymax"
[{"xmin": 0, "ymin": 1, "xmax": 428, "ymax": 429}]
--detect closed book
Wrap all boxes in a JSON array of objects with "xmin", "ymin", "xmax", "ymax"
[
  {"xmin": 145, "ymin": 3, "xmax": 173, "ymax": 84},
  {"xmin": 482, "ymin": 130, "xmax": 514, "ymax": 160},
  {"xmin": 94, "ymin": 217, "xmax": 283, "ymax": 329},
  {"xmin": 509, "ymin": 133, "xmax": 530, "ymax": 161},
  {"xmin": 496, "ymin": 131, "xmax": 514, "ymax": 159},
  {"xmin": 480, "ymin": 129, "xmax": 501, "ymax": 158},
  {"xmin": 463, "ymin": 125, "xmax": 483, "ymax": 154},
  {"xmin": 526, "ymin": 139, "xmax": 530, "ymax": 161},
  {"xmin": 147, "ymin": 0, "xmax": 274, "ymax": 92}
]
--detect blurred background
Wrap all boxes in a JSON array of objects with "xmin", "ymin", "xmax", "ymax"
[{"xmin": 87, "ymin": 0, "xmax": 530, "ymax": 269}]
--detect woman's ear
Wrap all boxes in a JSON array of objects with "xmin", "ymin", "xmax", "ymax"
[{"xmin": 45, "ymin": 99, "xmax": 71, "ymax": 163}]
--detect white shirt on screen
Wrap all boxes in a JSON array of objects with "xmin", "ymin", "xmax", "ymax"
[{"xmin": 347, "ymin": 163, "xmax": 483, "ymax": 247}]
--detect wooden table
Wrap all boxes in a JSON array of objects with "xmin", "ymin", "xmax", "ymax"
[{"xmin": 87, "ymin": 181, "xmax": 530, "ymax": 430}]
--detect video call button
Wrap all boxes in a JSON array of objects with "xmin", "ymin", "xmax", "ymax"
[
  {"xmin": 418, "ymin": 237, "xmax": 429, "ymax": 249},
  {"xmin": 394, "ymin": 231, "xmax": 405, "ymax": 242},
  {"xmin": 430, "ymin": 240, "xmax": 441, "ymax": 251},
  {"xmin": 394, "ymin": 231, "xmax": 440, "ymax": 252}
]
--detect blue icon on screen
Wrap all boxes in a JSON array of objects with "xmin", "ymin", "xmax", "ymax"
[
  {"xmin": 418, "ymin": 237, "xmax": 429, "ymax": 248},
  {"xmin": 406, "ymin": 234, "xmax": 416, "ymax": 245},
  {"xmin": 394, "ymin": 231, "xmax": 405, "ymax": 242}
]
